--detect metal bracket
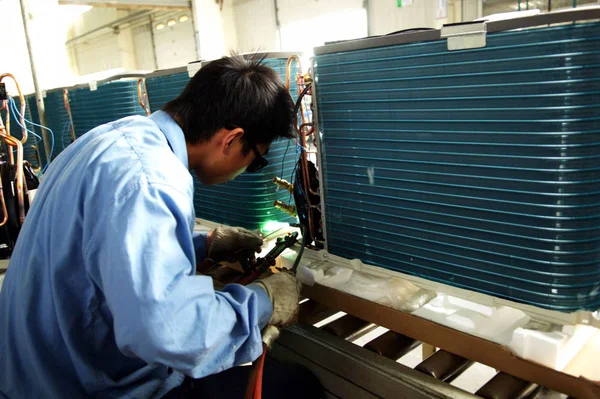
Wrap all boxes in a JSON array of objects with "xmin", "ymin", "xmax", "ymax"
[
  {"xmin": 187, "ymin": 61, "xmax": 202, "ymax": 78},
  {"xmin": 441, "ymin": 22, "xmax": 487, "ymax": 51}
]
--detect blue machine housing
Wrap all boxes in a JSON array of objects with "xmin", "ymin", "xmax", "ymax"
[
  {"xmin": 67, "ymin": 78, "xmax": 146, "ymax": 138},
  {"xmin": 315, "ymin": 11, "xmax": 600, "ymax": 312},
  {"xmin": 145, "ymin": 54, "xmax": 300, "ymax": 230}
]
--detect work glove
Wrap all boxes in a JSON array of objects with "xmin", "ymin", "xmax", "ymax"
[
  {"xmin": 207, "ymin": 226, "xmax": 263, "ymax": 264},
  {"xmin": 253, "ymin": 271, "xmax": 301, "ymax": 327}
]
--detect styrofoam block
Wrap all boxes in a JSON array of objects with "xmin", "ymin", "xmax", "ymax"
[
  {"xmin": 478, "ymin": 307, "xmax": 531, "ymax": 345},
  {"xmin": 336, "ymin": 271, "xmax": 389, "ymax": 303},
  {"xmin": 293, "ymin": 248, "xmax": 598, "ymax": 370},
  {"xmin": 413, "ymin": 294, "xmax": 530, "ymax": 345},
  {"xmin": 446, "ymin": 296, "xmax": 494, "ymax": 317},
  {"xmin": 508, "ymin": 324, "xmax": 596, "ymax": 370},
  {"xmin": 413, "ymin": 295, "xmax": 461, "ymax": 320},
  {"xmin": 296, "ymin": 261, "xmax": 352, "ymax": 288}
]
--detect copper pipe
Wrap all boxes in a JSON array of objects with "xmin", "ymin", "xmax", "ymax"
[
  {"xmin": 285, "ymin": 55, "xmax": 302, "ymax": 91},
  {"xmin": 0, "ymin": 171, "xmax": 8, "ymax": 227},
  {"xmin": 272, "ymin": 176, "xmax": 294, "ymax": 193},
  {"xmin": 287, "ymin": 61, "xmax": 319, "ymax": 239},
  {"xmin": 0, "ymin": 73, "xmax": 28, "ymax": 145},
  {"xmin": 298, "ymin": 101, "xmax": 318, "ymax": 197},
  {"xmin": 297, "ymin": 123, "xmax": 316, "ymax": 240},
  {"xmin": 137, "ymin": 79, "xmax": 151, "ymax": 116},
  {"xmin": 0, "ymin": 133, "xmax": 25, "ymax": 225},
  {"xmin": 286, "ymin": 55, "xmax": 308, "ymax": 126},
  {"xmin": 0, "ymin": 102, "xmax": 14, "ymax": 165},
  {"xmin": 63, "ymin": 90, "xmax": 76, "ymax": 141},
  {"xmin": 299, "ymin": 122, "xmax": 315, "ymax": 136},
  {"xmin": 0, "ymin": 126, "xmax": 8, "ymax": 226}
]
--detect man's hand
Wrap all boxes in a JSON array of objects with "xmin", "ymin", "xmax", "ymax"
[
  {"xmin": 207, "ymin": 226, "xmax": 263, "ymax": 264},
  {"xmin": 253, "ymin": 272, "xmax": 301, "ymax": 327}
]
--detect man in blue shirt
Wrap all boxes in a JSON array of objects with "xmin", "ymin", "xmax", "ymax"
[{"xmin": 0, "ymin": 56, "xmax": 320, "ymax": 398}]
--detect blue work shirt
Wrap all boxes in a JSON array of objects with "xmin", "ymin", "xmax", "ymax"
[{"xmin": 0, "ymin": 111, "xmax": 273, "ymax": 398}]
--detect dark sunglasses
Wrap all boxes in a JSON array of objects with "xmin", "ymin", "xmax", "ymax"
[{"xmin": 246, "ymin": 142, "xmax": 269, "ymax": 173}]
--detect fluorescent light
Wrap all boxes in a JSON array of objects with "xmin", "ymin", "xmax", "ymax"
[
  {"xmin": 167, "ymin": 19, "xmax": 176, "ymax": 27},
  {"xmin": 179, "ymin": 14, "xmax": 189, "ymax": 23},
  {"xmin": 156, "ymin": 22, "xmax": 165, "ymax": 30}
]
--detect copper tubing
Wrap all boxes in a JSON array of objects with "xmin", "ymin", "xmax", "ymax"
[
  {"xmin": 298, "ymin": 125, "xmax": 316, "ymax": 240},
  {"xmin": 0, "ymin": 73, "xmax": 28, "ymax": 145},
  {"xmin": 137, "ymin": 79, "xmax": 151, "ymax": 116},
  {"xmin": 0, "ymin": 99, "xmax": 25, "ymax": 226},
  {"xmin": 0, "ymin": 172, "xmax": 8, "ymax": 227},
  {"xmin": 286, "ymin": 55, "xmax": 308, "ymax": 126},
  {"xmin": 298, "ymin": 89, "xmax": 318, "ymax": 197},
  {"xmin": 285, "ymin": 55, "xmax": 302, "ymax": 91},
  {"xmin": 272, "ymin": 177, "xmax": 294, "ymax": 193},
  {"xmin": 0, "ymin": 126, "xmax": 8, "ymax": 227},
  {"xmin": 299, "ymin": 123, "xmax": 314, "ymax": 136},
  {"xmin": 287, "ymin": 57, "xmax": 320, "ymax": 239},
  {"xmin": 0, "ymin": 101, "xmax": 14, "ymax": 165},
  {"xmin": 0, "ymin": 133, "xmax": 25, "ymax": 225},
  {"xmin": 63, "ymin": 89, "xmax": 76, "ymax": 141}
]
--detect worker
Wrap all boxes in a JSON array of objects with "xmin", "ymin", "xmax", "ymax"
[{"xmin": 0, "ymin": 55, "xmax": 323, "ymax": 398}]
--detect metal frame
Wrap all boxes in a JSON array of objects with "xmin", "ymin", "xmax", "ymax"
[
  {"xmin": 270, "ymin": 324, "xmax": 478, "ymax": 399},
  {"xmin": 310, "ymin": 57, "xmax": 329, "ymax": 251},
  {"xmin": 302, "ymin": 284, "xmax": 600, "ymax": 399},
  {"xmin": 144, "ymin": 66, "xmax": 188, "ymax": 79},
  {"xmin": 314, "ymin": 7, "xmax": 600, "ymax": 55}
]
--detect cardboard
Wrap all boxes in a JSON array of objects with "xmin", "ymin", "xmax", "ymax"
[{"xmin": 303, "ymin": 284, "xmax": 600, "ymax": 399}]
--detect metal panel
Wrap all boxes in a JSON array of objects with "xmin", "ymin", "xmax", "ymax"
[
  {"xmin": 270, "ymin": 324, "xmax": 478, "ymax": 399},
  {"xmin": 314, "ymin": 8, "xmax": 600, "ymax": 55},
  {"xmin": 68, "ymin": 79, "xmax": 146, "ymax": 137},
  {"xmin": 315, "ymin": 20, "xmax": 600, "ymax": 312}
]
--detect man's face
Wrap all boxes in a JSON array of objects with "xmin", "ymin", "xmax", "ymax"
[{"xmin": 190, "ymin": 128, "xmax": 270, "ymax": 185}]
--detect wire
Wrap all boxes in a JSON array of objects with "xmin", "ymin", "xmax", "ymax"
[
  {"xmin": 293, "ymin": 84, "xmax": 311, "ymax": 126},
  {"xmin": 291, "ymin": 224, "xmax": 306, "ymax": 273},
  {"xmin": 280, "ymin": 138, "xmax": 291, "ymax": 181},
  {"xmin": 9, "ymin": 98, "xmax": 55, "ymax": 175},
  {"xmin": 9, "ymin": 99, "xmax": 43, "ymax": 144},
  {"xmin": 289, "ymin": 84, "xmax": 311, "ymax": 199}
]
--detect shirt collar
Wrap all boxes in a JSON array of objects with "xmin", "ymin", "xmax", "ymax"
[{"xmin": 149, "ymin": 110, "xmax": 189, "ymax": 169}]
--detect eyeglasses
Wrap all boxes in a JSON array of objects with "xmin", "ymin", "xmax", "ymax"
[{"xmin": 246, "ymin": 142, "xmax": 269, "ymax": 173}]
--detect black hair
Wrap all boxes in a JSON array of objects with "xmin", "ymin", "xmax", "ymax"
[{"xmin": 164, "ymin": 54, "xmax": 295, "ymax": 152}]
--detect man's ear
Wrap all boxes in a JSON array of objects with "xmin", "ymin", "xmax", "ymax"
[{"xmin": 222, "ymin": 127, "xmax": 245, "ymax": 154}]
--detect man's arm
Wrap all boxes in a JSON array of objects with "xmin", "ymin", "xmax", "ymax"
[{"xmin": 84, "ymin": 180, "xmax": 272, "ymax": 378}]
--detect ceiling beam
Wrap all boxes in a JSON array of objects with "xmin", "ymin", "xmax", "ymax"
[{"xmin": 58, "ymin": 1, "xmax": 191, "ymax": 10}]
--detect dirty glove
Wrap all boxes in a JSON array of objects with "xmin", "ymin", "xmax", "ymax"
[
  {"xmin": 253, "ymin": 272, "xmax": 301, "ymax": 327},
  {"xmin": 207, "ymin": 226, "xmax": 263, "ymax": 264}
]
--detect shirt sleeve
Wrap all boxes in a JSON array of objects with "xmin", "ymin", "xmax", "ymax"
[
  {"xmin": 193, "ymin": 231, "xmax": 209, "ymax": 262},
  {"xmin": 84, "ymin": 180, "xmax": 273, "ymax": 378}
]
